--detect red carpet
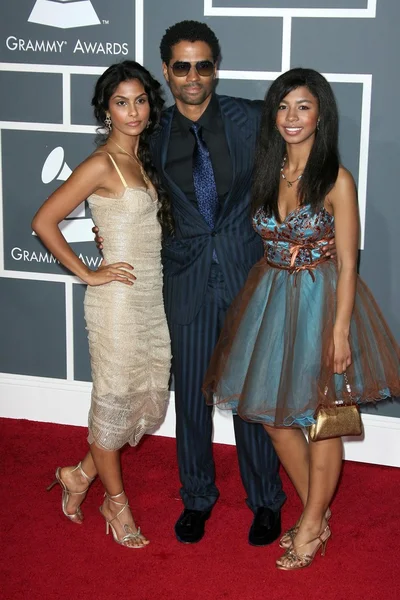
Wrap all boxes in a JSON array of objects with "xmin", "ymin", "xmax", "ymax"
[{"xmin": 1, "ymin": 418, "xmax": 399, "ymax": 600}]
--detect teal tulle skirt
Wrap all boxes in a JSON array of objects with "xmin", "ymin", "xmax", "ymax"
[{"xmin": 203, "ymin": 258, "xmax": 400, "ymax": 427}]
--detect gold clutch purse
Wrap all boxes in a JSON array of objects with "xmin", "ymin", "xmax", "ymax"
[{"xmin": 309, "ymin": 373, "xmax": 362, "ymax": 441}]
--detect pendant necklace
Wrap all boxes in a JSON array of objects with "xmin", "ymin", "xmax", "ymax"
[
  {"xmin": 280, "ymin": 156, "xmax": 303, "ymax": 188},
  {"xmin": 110, "ymin": 139, "xmax": 150, "ymax": 186}
]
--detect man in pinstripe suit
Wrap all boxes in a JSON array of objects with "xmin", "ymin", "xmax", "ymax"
[
  {"xmin": 150, "ymin": 21, "xmax": 287, "ymax": 545},
  {"xmin": 95, "ymin": 21, "xmax": 291, "ymax": 544}
]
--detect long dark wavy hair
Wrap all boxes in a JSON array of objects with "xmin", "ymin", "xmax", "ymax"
[
  {"xmin": 92, "ymin": 60, "xmax": 174, "ymax": 235},
  {"xmin": 252, "ymin": 68, "xmax": 340, "ymax": 221}
]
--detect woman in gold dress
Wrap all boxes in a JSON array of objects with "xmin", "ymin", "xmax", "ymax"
[{"xmin": 32, "ymin": 61, "xmax": 172, "ymax": 548}]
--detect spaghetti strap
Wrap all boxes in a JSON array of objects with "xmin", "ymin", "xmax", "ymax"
[
  {"xmin": 106, "ymin": 153, "xmax": 128, "ymax": 188},
  {"xmin": 94, "ymin": 151, "xmax": 129, "ymax": 188}
]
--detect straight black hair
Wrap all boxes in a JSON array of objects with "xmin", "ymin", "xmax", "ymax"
[{"xmin": 252, "ymin": 68, "xmax": 340, "ymax": 221}]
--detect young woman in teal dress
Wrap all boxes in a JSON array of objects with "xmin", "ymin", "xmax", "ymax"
[{"xmin": 203, "ymin": 68, "xmax": 400, "ymax": 570}]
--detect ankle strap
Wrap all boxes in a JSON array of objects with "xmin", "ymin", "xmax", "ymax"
[
  {"xmin": 73, "ymin": 461, "xmax": 95, "ymax": 483},
  {"xmin": 105, "ymin": 490, "xmax": 129, "ymax": 508},
  {"xmin": 107, "ymin": 490, "xmax": 125, "ymax": 500},
  {"xmin": 104, "ymin": 492, "xmax": 129, "ymax": 524}
]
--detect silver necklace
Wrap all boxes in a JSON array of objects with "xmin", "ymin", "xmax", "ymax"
[{"xmin": 280, "ymin": 156, "xmax": 303, "ymax": 188}]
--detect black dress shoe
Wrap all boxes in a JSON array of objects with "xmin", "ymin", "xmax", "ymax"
[
  {"xmin": 175, "ymin": 509, "xmax": 212, "ymax": 544},
  {"xmin": 248, "ymin": 507, "xmax": 281, "ymax": 546}
]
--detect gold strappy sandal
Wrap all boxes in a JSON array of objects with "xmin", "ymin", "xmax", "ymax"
[
  {"xmin": 99, "ymin": 491, "xmax": 149, "ymax": 549},
  {"xmin": 279, "ymin": 507, "xmax": 331, "ymax": 549},
  {"xmin": 279, "ymin": 522, "xmax": 300, "ymax": 549},
  {"xmin": 276, "ymin": 525, "xmax": 331, "ymax": 570},
  {"xmin": 47, "ymin": 462, "xmax": 95, "ymax": 524}
]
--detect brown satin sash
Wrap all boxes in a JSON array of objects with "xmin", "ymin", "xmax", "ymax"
[{"xmin": 265, "ymin": 238, "xmax": 333, "ymax": 284}]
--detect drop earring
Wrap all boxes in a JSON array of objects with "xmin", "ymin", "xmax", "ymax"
[
  {"xmin": 317, "ymin": 118, "xmax": 320, "ymax": 131},
  {"xmin": 104, "ymin": 114, "xmax": 112, "ymax": 132}
]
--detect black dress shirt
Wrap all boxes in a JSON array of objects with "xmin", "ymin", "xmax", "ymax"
[{"xmin": 165, "ymin": 94, "xmax": 233, "ymax": 209}]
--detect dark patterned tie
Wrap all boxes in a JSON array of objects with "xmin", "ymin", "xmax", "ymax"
[
  {"xmin": 190, "ymin": 123, "xmax": 219, "ymax": 229},
  {"xmin": 191, "ymin": 123, "xmax": 219, "ymax": 261}
]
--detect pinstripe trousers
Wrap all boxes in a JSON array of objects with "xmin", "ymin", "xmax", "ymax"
[{"xmin": 169, "ymin": 264, "xmax": 286, "ymax": 513}]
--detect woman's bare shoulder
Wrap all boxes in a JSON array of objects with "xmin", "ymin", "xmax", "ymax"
[
  {"xmin": 325, "ymin": 166, "xmax": 357, "ymax": 213},
  {"xmin": 84, "ymin": 149, "xmax": 114, "ymax": 172},
  {"xmin": 334, "ymin": 165, "xmax": 356, "ymax": 191},
  {"xmin": 67, "ymin": 149, "xmax": 113, "ymax": 187}
]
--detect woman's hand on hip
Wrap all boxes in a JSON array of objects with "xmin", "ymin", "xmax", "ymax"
[{"xmin": 85, "ymin": 262, "xmax": 135, "ymax": 286}]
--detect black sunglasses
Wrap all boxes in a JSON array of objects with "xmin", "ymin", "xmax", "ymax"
[{"xmin": 170, "ymin": 60, "xmax": 215, "ymax": 78}]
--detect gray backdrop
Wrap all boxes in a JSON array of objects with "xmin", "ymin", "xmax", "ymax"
[{"xmin": 0, "ymin": 0, "xmax": 398, "ymax": 418}]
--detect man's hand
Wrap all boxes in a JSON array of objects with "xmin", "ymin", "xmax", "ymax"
[
  {"xmin": 93, "ymin": 225, "xmax": 104, "ymax": 251},
  {"xmin": 322, "ymin": 238, "xmax": 337, "ymax": 259}
]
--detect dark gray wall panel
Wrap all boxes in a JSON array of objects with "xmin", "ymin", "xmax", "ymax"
[
  {"xmin": 212, "ymin": 17, "xmax": 283, "ymax": 71},
  {"xmin": 216, "ymin": 78, "xmax": 272, "ymax": 100},
  {"xmin": 71, "ymin": 74, "xmax": 98, "ymax": 126},
  {"xmin": 214, "ymin": 1, "xmax": 367, "ymax": 7},
  {"xmin": 0, "ymin": 72, "xmax": 62, "ymax": 123},
  {"xmin": 0, "ymin": 278, "xmax": 66, "ymax": 378},
  {"xmin": 73, "ymin": 283, "xmax": 91, "ymax": 383}
]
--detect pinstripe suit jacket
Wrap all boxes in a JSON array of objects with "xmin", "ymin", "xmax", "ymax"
[{"xmin": 150, "ymin": 94, "xmax": 264, "ymax": 325}]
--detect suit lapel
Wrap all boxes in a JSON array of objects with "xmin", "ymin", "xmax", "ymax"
[
  {"xmin": 216, "ymin": 95, "xmax": 255, "ymax": 223},
  {"xmin": 156, "ymin": 105, "xmax": 209, "ymax": 229},
  {"xmin": 154, "ymin": 96, "xmax": 256, "ymax": 229}
]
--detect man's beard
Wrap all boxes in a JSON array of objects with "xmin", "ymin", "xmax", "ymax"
[{"xmin": 176, "ymin": 84, "xmax": 211, "ymax": 106}]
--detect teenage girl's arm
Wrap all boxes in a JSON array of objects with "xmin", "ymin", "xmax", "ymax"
[
  {"xmin": 326, "ymin": 166, "xmax": 359, "ymax": 374},
  {"xmin": 31, "ymin": 153, "xmax": 135, "ymax": 286}
]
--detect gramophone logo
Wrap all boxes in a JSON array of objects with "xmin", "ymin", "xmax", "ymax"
[
  {"xmin": 33, "ymin": 146, "xmax": 94, "ymax": 243},
  {"xmin": 28, "ymin": 0, "xmax": 101, "ymax": 29}
]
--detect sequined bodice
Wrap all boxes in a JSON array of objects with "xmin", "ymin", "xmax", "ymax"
[
  {"xmin": 87, "ymin": 187, "xmax": 160, "ymax": 264},
  {"xmin": 87, "ymin": 186, "xmax": 161, "ymax": 294},
  {"xmin": 253, "ymin": 205, "xmax": 335, "ymax": 270}
]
